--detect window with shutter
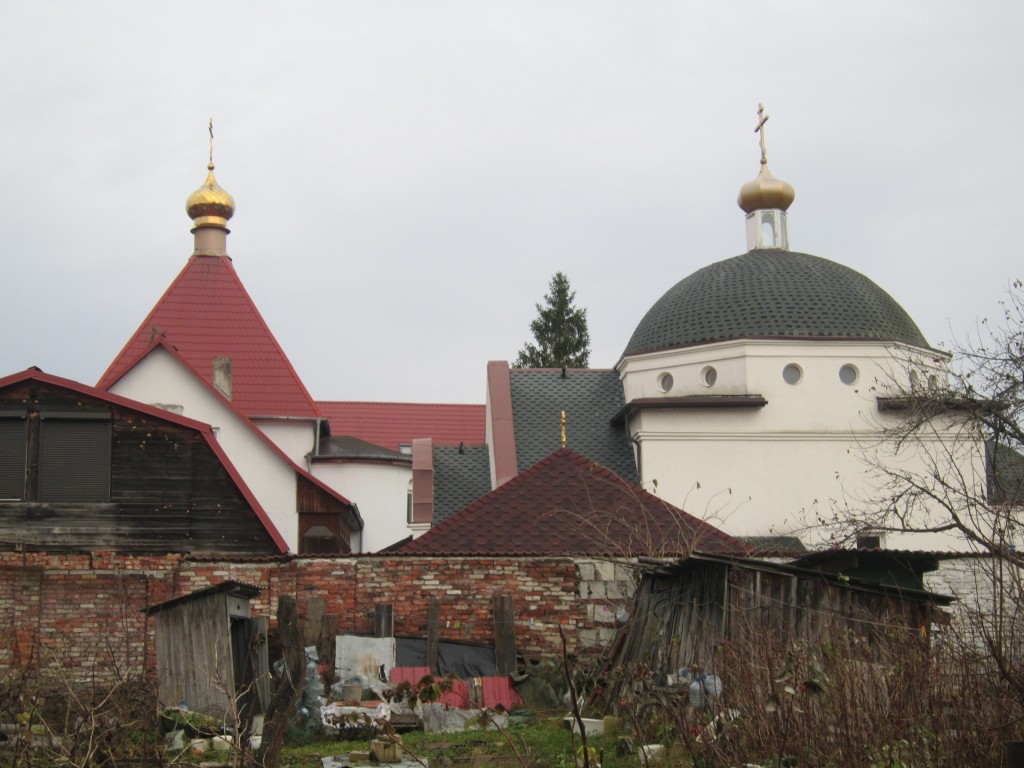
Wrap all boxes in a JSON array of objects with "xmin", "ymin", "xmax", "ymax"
[
  {"xmin": 0, "ymin": 414, "xmax": 27, "ymax": 500},
  {"xmin": 37, "ymin": 416, "xmax": 111, "ymax": 503}
]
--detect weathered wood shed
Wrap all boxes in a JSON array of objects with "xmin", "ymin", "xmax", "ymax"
[
  {"xmin": 610, "ymin": 552, "xmax": 954, "ymax": 678},
  {"xmin": 146, "ymin": 581, "xmax": 269, "ymax": 724}
]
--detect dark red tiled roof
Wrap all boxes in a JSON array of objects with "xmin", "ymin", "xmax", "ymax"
[
  {"xmin": 398, "ymin": 448, "xmax": 749, "ymax": 557},
  {"xmin": 317, "ymin": 401, "xmax": 485, "ymax": 452},
  {"xmin": 98, "ymin": 255, "xmax": 321, "ymax": 419}
]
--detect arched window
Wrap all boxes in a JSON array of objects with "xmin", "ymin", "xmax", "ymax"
[{"xmin": 760, "ymin": 215, "xmax": 777, "ymax": 248}]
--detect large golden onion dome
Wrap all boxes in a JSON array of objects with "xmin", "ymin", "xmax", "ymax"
[
  {"xmin": 737, "ymin": 163, "xmax": 795, "ymax": 213},
  {"xmin": 186, "ymin": 161, "xmax": 235, "ymax": 229}
]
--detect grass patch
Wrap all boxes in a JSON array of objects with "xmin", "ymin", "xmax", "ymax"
[{"xmin": 280, "ymin": 716, "xmax": 650, "ymax": 767}]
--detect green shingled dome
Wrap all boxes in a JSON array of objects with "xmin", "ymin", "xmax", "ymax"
[{"xmin": 623, "ymin": 250, "xmax": 928, "ymax": 356}]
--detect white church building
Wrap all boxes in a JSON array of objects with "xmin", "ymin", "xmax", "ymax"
[{"xmin": 93, "ymin": 112, "xmax": 987, "ymax": 557}]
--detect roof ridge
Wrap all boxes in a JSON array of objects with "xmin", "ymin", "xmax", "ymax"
[{"xmin": 511, "ymin": 367, "xmax": 618, "ymax": 373}]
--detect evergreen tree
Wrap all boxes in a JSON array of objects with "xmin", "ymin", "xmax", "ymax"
[{"xmin": 514, "ymin": 272, "xmax": 591, "ymax": 368}]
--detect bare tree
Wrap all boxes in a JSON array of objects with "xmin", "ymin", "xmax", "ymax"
[{"xmin": 821, "ymin": 281, "xmax": 1024, "ymax": 715}]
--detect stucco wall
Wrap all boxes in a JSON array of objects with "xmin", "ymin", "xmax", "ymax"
[
  {"xmin": 619, "ymin": 339, "xmax": 982, "ymax": 550},
  {"xmin": 312, "ymin": 462, "xmax": 411, "ymax": 553},
  {"xmin": 256, "ymin": 418, "xmax": 319, "ymax": 467}
]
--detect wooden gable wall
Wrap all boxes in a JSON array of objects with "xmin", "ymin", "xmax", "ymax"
[
  {"xmin": 0, "ymin": 380, "xmax": 279, "ymax": 554},
  {"xmin": 297, "ymin": 473, "xmax": 357, "ymax": 554}
]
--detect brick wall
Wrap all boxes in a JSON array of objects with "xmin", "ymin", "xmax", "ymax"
[{"xmin": 0, "ymin": 552, "xmax": 632, "ymax": 684}]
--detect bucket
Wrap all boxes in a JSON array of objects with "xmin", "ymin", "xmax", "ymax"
[{"xmin": 340, "ymin": 682, "xmax": 363, "ymax": 702}]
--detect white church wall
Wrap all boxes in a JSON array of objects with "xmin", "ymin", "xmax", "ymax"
[
  {"xmin": 254, "ymin": 418, "xmax": 318, "ymax": 467},
  {"xmin": 106, "ymin": 347, "xmax": 301, "ymax": 550},
  {"xmin": 312, "ymin": 461, "xmax": 411, "ymax": 553},
  {"xmin": 621, "ymin": 339, "xmax": 979, "ymax": 550}
]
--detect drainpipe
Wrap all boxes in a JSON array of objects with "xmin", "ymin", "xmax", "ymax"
[{"xmin": 624, "ymin": 407, "xmax": 642, "ymax": 481}]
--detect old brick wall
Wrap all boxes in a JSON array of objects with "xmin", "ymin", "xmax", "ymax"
[{"xmin": 0, "ymin": 552, "xmax": 630, "ymax": 684}]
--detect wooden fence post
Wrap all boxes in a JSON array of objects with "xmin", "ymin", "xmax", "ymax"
[
  {"xmin": 374, "ymin": 604, "xmax": 394, "ymax": 638},
  {"xmin": 427, "ymin": 597, "xmax": 440, "ymax": 675},
  {"xmin": 492, "ymin": 595, "xmax": 516, "ymax": 676}
]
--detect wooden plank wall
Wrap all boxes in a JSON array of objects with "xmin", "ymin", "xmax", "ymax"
[
  {"xmin": 296, "ymin": 474, "xmax": 358, "ymax": 555},
  {"xmin": 0, "ymin": 381, "xmax": 280, "ymax": 554},
  {"xmin": 616, "ymin": 559, "xmax": 938, "ymax": 677},
  {"xmin": 154, "ymin": 594, "xmax": 234, "ymax": 717}
]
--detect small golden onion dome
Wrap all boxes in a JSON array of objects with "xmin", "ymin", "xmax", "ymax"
[
  {"xmin": 737, "ymin": 163, "xmax": 795, "ymax": 214},
  {"xmin": 186, "ymin": 163, "xmax": 235, "ymax": 228}
]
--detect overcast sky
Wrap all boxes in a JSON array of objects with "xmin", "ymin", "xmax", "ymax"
[{"xmin": 2, "ymin": 2, "xmax": 1021, "ymax": 404}]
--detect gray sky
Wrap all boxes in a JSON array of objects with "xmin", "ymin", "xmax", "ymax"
[{"xmin": 2, "ymin": 1, "xmax": 1022, "ymax": 404}]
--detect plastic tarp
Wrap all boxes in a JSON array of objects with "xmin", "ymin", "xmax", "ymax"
[
  {"xmin": 419, "ymin": 702, "xmax": 509, "ymax": 734},
  {"xmin": 335, "ymin": 636, "xmax": 396, "ymax": 697},
  {"xmin": 395, "ymin": 638, "xmax": 497, "ymax": 678}
]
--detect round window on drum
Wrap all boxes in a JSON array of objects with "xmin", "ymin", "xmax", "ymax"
[{"xmin": 783, "ymin": 363, "xmax": 803, "ymax": 385}]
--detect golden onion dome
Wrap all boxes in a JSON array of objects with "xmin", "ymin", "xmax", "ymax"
[
  {"xmin": 186, "ymin": 162, "xmax": 235, "ymax": 228},
  {"xmin": 737, "ymin": 163, "xmax": 795, "ymax": 214}
]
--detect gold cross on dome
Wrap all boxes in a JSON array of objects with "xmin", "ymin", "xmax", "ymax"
[
  {"xmin": 560, "ymin": 410, "xmax": 567, "ymax": 449},
  {"xmin": 755, "ymin": 103, "xmax": 769, "ymax": 165},
  {"xmin": 208, "ymin": 118, "xmax": 215, "ymax": 169}
]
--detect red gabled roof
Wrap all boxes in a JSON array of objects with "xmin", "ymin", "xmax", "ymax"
[
  {"xmin": 0, "ymin": 367, "xmax": 289, "ymax": 552},
  {"xmin": 398, "ymin": 448, "xmax": 750, "ymax": 557},
  {"xmin": 98, "ymin": 255, "xmax": 321, "ymax": 419},
  {"xmin": 318, "ymin": 401, "xmax": 485, "ymax": 452}
]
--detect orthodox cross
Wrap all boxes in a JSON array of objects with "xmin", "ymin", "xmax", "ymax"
[
  {"xmin": 208, "ymin": 118, "xmax": 215, "ymax": 169},
  {"xmin": 755, "ymin": 103, "xmax": 769, "ymax": 165},
  {"xmin": 560, "ymin": 410, "xmax": 567, "ymax": 449}
]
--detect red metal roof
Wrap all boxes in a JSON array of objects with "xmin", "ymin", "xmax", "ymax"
[
  {"xmin": 398, "ymin": 448, "xmax": 750, "ymax": 557},
  {"xmin": 98, "ymin": 255, "xmax": 321, "ymax": 419},
  {"xmin": 318, "ymin": 401, "xmax": 485, "ymax": 452}
]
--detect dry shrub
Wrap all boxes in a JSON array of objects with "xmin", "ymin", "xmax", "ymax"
[{"xmin": 612, "ymin": 609, "xmax": 1024, "ymax": 767}]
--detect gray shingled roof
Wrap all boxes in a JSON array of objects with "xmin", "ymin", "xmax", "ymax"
[
  {"xmin": 510, "ymin": 369, "xmax": 638, "ymax": 483},
  {"xmin": 432, "ymin": 444, "xmax": 492, "ymax": 525},
  {"xmin": 317, "ymin": 435, "xmax": 409, "ymax": 462},
  {"xmin": 623, "ymin": 249, "xmax": 928, "ymax": 357}
]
